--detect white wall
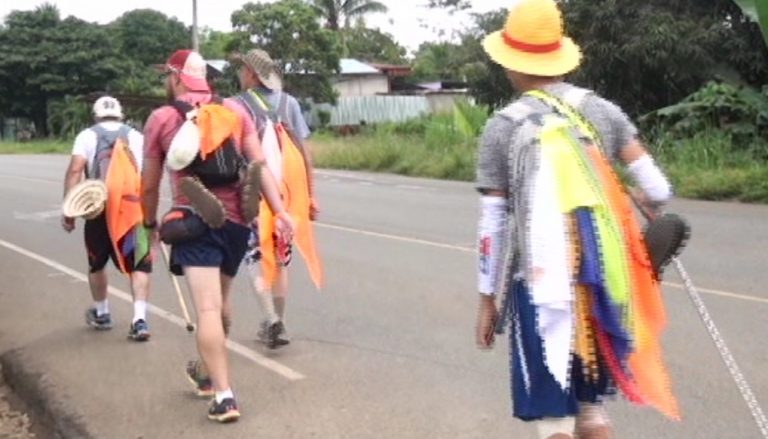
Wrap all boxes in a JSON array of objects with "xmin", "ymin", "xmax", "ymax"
[{"xmin": 334, "ymin": 75, "xmax": 390, "ymax": 97}]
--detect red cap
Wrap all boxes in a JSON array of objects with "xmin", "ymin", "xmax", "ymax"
[{"xmin": 165, "ymin": 50, "xmax": 210, "ymax": 92}]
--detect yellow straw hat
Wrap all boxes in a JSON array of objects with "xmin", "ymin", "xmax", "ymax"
[{"xmin": 482, "ymin": 0, "xmax": 581, "ymax": 77}]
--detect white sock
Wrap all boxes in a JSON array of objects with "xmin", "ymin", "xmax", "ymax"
[
  {"xmin": 215, "ymin": 389, "xmax": 234, "ymax": 403},
  {"xmin": 133, "ymin": 300, "xmax": 147, "ymax": 323},
  {"xmin": 95, "ymin": 300, "xmax": 109, "ymax": 316}
]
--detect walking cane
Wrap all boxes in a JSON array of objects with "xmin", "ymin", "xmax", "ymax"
[{"xmin": 159, "ymin": 244, "xmax": 195, "ymax": 333}]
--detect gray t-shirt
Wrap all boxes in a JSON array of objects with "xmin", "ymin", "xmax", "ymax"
[
  {"xmin": 476, "ymin": 82, "xmax": 638, "ymax": 194},
  {"xmin": 257, "ymin": 88, "xmax": 312, "ymax": 141}
]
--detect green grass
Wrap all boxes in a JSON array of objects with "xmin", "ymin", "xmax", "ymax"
[
  {"xmin": 314, "ymin": 126, "xmax": 768, "ymax": 203},
  {"xmin": 312, "ymin": 130, "xmax": 476, "ymax": 181},
  {"xmin": 0, "ymin": 140, "xmax": 70, "ymax": 154}
]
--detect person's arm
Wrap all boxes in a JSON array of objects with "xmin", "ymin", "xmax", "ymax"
[
  {"xmin": 619, "ymin": 139, "xmax": 672, "ymax": 209},
  {"xmin": 286, "ymin": 96, "xmax": 318, "ymax": 219},
  {"xmin": 474, "ymin": 115, "xmax": 513, "ymax": 349},
  {"xmin": 61, "ymin": 132, "xmax": 91, "ymax": 232},
  {"xmin": 140, "ymin": 112, "xmax": 164, "ymax": 229}
]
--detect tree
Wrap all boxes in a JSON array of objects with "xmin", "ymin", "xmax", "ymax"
[
  {"xmin": 310, "ymin": 0, "xmax": 388, "ymax": 30},
  {"xmin": 231, "ymin": 0, "xmax": 341, "ymax": 103},
  {"xmin": 111, "ymin": 9, "xmax": 190, "ymax": 66},
  {"xmin": 200, "ymin": 28, "xmax": 235, "ymax": 60},
  {"xmin": 0, "ymin": 4, "xmax": 123, "ymax": 135},
  {"xmin": 425, "ymin": 0, "xmax": 469, "ymax": 12},
  {"xmin": 562, "ymin": 0, "xmax": 768, "ymax": 116},
  {"xmin": 343, "ymin": 24, "xmax": 407, "ymax": 64},
  {"xmin": 411, "ymin": 41, "xmax": 469, "ymax": 81}
]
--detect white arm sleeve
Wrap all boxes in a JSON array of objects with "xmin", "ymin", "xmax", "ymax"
[
  {"xmin": 478, "ymin": 196, "xmax": 507, "ymax": 295},
  {"xmin": 627, "ymin": 154, "xmax": 672, "ymax": 203}
]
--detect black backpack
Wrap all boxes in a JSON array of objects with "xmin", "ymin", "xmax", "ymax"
[{"xmin": 170, "ymin": 98, "xmax": 245, "ymax": 188}]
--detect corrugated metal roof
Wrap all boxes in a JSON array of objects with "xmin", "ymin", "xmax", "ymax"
[{"xmin": 339, "ymin": 58, "xmax": 381, "ymax": 75}]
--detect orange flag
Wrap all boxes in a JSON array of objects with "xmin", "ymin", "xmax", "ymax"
[
  {"xmin": 197, "ymin": 104, "xmax": 242, "ymax": 159},
  {"xmin": 586, "ymin": 146, "xmax": 680, "ymax": 420},
  {"xmin": 258, "ymin": 124, "xmax": 324, "ymax": 291},
  {"xmin": 104, "ymin": 139, "xmax": 143, "ymax": 274}
]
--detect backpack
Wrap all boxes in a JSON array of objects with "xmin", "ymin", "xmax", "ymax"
[
  {"xmin": 88, "ymin": 124, "xmax": 133, "ymax": 180},
  {"xmin": 169, "ymin": 97, "xmax": 245, "ymax": 188},
  {"xmin": 236, "ymin": 90, "xmax": 290, "ymax": 182}
]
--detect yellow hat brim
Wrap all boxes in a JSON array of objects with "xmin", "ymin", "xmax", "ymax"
[{"xmin": 482, "ymin": 31, "xmax": 582, "ymax": 77}]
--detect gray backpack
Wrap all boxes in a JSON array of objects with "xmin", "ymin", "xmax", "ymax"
[{"xmin": 88, "ymin": 124, "xmax": 133, "ymax": 180}]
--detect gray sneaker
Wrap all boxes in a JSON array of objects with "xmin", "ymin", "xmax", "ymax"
[{"xmin": 85, "ymin": 308, "xmax": 112, "ymax": 330}]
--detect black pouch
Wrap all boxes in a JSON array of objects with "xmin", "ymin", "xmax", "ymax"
[{"xmin": 159, "ymin": 207, "xmax": 208, "ymax": 245}]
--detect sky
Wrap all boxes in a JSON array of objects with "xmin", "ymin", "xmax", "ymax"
[{"xmin": 0, "ymin": 0, "xmax": 511, "ymax": 53}]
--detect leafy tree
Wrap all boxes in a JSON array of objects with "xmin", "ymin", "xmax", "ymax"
[
  {"xmin": 200, "ymin": 28, "xmax": 235, "ymax": 60},
  {"xmin": 231, "ymin": 0, "xmax": 341, "ymax": 103},
  {"xmin": 411, "ymin": 41, "xmax": 468, "ymax": 81},
  {"xmin": 111, "ymin": 9, "xmax": 190, "ymax": 66},
  {"xmin": 310, "ymin": 0, "xmax": 388, "ymax": 30},
  {"xmin": 0, "ymin": 4, "xmax": 122, "ymax": 135},
  {"xmin": 343, "ymin": 24, "xmax": 407, "ymax": 64}
]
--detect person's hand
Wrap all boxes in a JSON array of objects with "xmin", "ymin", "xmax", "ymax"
[
  {"xmin": 275, "ymin": 211, "xmax": 295, "ymax": 243},
  {"xmin": 629, "ymin": 187, "xmax": 661, "ymax": 220},
  {"xmin": 476, "ymin": 295, "xmax": 498, "ymax": 350},
  {"xmin": 309, "ymin": 197, "xmax": 320, "ymax": 221},
  {"xmin": 61, "ymin": 215, "xmax": 75, "ymax": 233}
]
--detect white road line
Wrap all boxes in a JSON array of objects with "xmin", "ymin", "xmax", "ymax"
[
  {"xmin": 316, "ymin": 222, "xmax": 768, "ymax": 305},
  {"xmin": 316, "ymin": 222, "xmax": 473, "ymax": 253},
  {"xmin": 0, "ymin": 238, "xmax": 306, "ymax": 381}
]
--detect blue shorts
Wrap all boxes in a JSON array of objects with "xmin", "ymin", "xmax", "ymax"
[{"xmin": 170, "ymin": 221, "xmax": 250, "ymax": 277}]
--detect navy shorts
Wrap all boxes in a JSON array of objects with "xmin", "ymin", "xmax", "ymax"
[{"xmin": 170, "ymin": 221, "xmax": 250, "ymax": 277}]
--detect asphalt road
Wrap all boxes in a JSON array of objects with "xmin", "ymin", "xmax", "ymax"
[{"xmin": 0, "ymin": 155, "xmax": 766, "ymax": 438}]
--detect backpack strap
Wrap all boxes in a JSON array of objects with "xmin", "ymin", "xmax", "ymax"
[
  {"xmin": 89, "ymin": 123, "xmax": 131, "ymax": 179},
  {"xmin": 525, "ymin": 90, "xmax": 601, "ymax": 144}
]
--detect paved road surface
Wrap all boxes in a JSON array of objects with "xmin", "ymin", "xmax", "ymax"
[{"xmin": 0, "ymin": 155, "xmax": 766, "ymax": 438}]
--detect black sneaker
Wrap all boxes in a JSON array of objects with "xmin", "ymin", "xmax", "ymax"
[
  {"xmin": 85, "ymin": 308, "xmax": 112, "ymax": 330},
  {"xmin": 257, "ymin": 320, "xmax": 290, "ymax": 350},
  {"xmin": 208, "ymin": 397, "xmax": 240, "ymax": 423},
  {"xmin": 127, "ymin": 319, "xmax": 151, "ymax": 342},
  {"xmin": 185, "ymin": 360, "xmax": 214, "ymax": 398}
]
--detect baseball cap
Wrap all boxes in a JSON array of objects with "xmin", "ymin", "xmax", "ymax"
[
  {"xmin": 165, "ymin": 50, "xmax": 210, "ymax": 92},
  {"xmin": 93, "ymin": 96, "xmax": 123, "ymax": 119}
]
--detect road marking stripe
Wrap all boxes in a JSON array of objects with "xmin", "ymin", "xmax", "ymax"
[
  {"xmin": 316, "ymin": 222, "xmax": 768, "ymax": 305},
  {"xmin": 0, "ymin": 238, "xmax": 306, "ymax": 381}
]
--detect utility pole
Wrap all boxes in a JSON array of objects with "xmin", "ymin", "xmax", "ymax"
[{"xmin": 192, "ymin": 0, "xmax": 200, "ymax": 52}]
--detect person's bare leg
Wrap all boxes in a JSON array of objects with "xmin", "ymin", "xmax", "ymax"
[
  {"xmin": 575, "ymin": 403, "xmax": 613, "ymax": 439},
  {"xmin": 185, "ymin": 266, "xmax": 230, "ymax": 393},
  {"xmin": 536, "ymin": 418, "xmax": 576, "ymax": 439},
  {"xmin": 129, "ymin": 271, "xmax": 150, "ymax": 323},
  {"xmin": 88, "ymin": 269, "xmax": 108, "ymax": 303},
  {"xmin": 220, "ymin": 274, "xmax": 233, "ymax": 337},
  {"xmin": 272, "ymin": 266, "xmax": 288, "ymax": 321}
]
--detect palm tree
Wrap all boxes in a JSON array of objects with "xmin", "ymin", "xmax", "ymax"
[{"xmin": 311, "ymin": 0, "xmax": 389, "ymax": 31}]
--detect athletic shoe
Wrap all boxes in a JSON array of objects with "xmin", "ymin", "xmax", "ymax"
[
  {"xmin": 185, "ymin": 360, "xmax": 214, "ymax": 398},
  {"xmin": 127, "ymin": 319, "xmax": 151, "ymax": 342},
  {"xmin": 208, "ymin": 397, "xmax": 240, "ymax": 423},
  {"xmin": 85, "ymin": 308, "xmax": 112, "ymax": 330},
  {"xmin": 180, "ymin": 177, "xmax": 226, "ymax": 228},
  {"xmin": 241, "ymin": 162, "xmax": 262, "ymax": 224},
  {"xmin": 257, "ymin": 320, "xmax": 290, "ymax": 349}
]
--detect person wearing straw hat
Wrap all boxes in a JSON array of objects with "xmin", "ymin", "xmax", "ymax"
[
  {"xmin": 474, "ymin": 1, "xmax": 676, "ymax": 438},
  {"xmin": 231, "ymin": 48, "xmax": 319, "ymax": 349},
  {"xmin": 141, "ymin": 49, "xmax": 294, "ymax": 423},
  {"xmin": 62, "ymin": 96, "xmax": 153, "ymax": 341}
]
